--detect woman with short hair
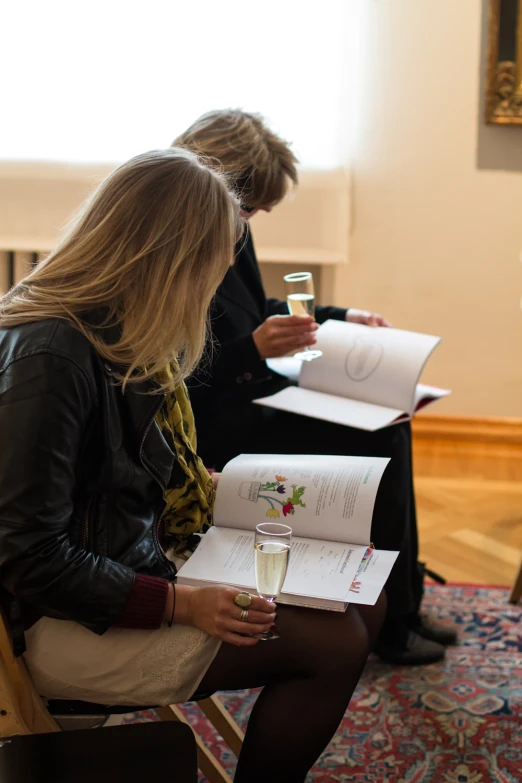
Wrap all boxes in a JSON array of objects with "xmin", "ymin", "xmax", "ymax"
[
  {"xmin": 175, "ymin": 110, "xmax": 457, "ymax": 666},
  {"xmin": 0, "ymin": 148, "xmax": 384, "ymax": 783}
]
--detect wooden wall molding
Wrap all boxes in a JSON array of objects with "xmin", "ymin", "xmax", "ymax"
[{"xmin": 412, "ymin": 415, "xmax": 522, "ymax": 446}]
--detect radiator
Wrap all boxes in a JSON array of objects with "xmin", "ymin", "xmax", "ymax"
[{"xmin": 0, "ymin": 250, "xmax": 46, "ymax": 293}]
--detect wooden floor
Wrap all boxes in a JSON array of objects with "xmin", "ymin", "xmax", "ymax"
[{"xmin": 414, "ymin": 438, "xmax": 522, "ymax": 588}]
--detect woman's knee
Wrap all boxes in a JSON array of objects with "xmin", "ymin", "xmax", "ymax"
[
  {"xmin": 204, "ymin": 605, "xmax": 373, "ymax": 689},
  {"xmin": 370, "ymin": 589, "xmax": 387, "ymax": 630},
  {"xmin": 354, "ymin": 590, "xmax": 387, "ymax": 649},
  {"xmin": 292, "ymin": 607, "xmax": 371, "ymax": 679}
]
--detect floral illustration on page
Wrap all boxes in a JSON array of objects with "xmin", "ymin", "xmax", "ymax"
[
  {"xmin": 238, "ymin": 475, "xmax": 307, "ymax": 518},
  {"xmin": 349, "ymin": 544, "xmax": 375, "ymax": 593}
]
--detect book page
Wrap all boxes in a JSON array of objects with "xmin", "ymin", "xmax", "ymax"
[
  {"xmin": 254, "ymin": 386, "xmax": 407, "ymax": 431},
  {"xmin": 266, "ymin": 356, "xmax": 301, "ymax": 383},
  {"xmin": 214, "ymin": 453, "xmax": 389, "ymax": 545},
  {"xmin": 299, "ymin": 320, "xmax": 441, "ymax": 413},
  {"xmin": 413, "ymin": 383, "xmax": 452, "ymax": 411},
  {"xmin": 176, "ymin": 526, "xmax": 369, "ymax": 603},
  {"xmin": 346, "ymin": 548, "xmax": 399, "ymax": 606}
]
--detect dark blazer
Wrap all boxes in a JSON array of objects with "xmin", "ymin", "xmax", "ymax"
[
  {"xmin": 0, "ymin": 316, "xmax": 176, "ymax": 644},
  {"xmin": 188, "ymin": 230, "xmax": 348, "ymax": 423}
]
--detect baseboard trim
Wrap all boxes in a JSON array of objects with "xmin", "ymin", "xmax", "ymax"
[{"xmin": 412, "ymin": 415, "xmax": 522, "ymax": 446}]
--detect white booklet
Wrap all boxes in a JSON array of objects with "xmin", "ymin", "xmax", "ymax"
[
  {"xmin": 254, "ymin": 319, "xmax": 451, "ymax": 431},
  {"xmin": 176, "ymin": 453, "xmax": 398, "ymax": 611}
]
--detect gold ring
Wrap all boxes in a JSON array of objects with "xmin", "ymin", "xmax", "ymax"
[
  {"xmin": 239, "ymin": 608, "xmax": 249, "ymax": 623},
  {"xmin": 234, "ymin": 591, "xmax": 252, "ymax": 608}
]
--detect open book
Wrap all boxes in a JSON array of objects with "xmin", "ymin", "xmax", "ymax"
[
  {"xmin": 254, "ymin": 319, "xmax": 450, "ymax": 431},
  {"xmin": 176, "ymin": 453, "xmax": 398, "ymax": 611}
]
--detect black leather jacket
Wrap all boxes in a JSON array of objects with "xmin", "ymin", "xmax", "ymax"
[{"xmin": 0, "ymin": 316, "xmax": 177, "ymax": 648}]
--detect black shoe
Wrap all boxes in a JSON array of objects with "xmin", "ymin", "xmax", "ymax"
[
  {"xmin": 411, "ymin": 616, "xmax": 458, "ymax": 646},
  {"xmin": 375, "ymin": 630, "xmax": 446, "ymax": 666}
]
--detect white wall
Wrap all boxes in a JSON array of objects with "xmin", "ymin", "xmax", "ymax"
[{"xmin": 333, "ymin": 0, "xmax": 522, "ymax": 417}]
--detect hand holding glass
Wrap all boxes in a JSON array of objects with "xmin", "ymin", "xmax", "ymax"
[
  {"xmin": 254, "ymin": 522, "xmax": 292, "ymax": 640},
  {"xmin": 283, "ymin": 272, "xmax": 323, "ymax": 361}
]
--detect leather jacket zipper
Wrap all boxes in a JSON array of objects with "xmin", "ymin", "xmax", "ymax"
[
  {"xmin": 140, "ymin": 394, "xmax": 172, "ymax": 570},
  {"xmin": 82, "ymin": 499, "xmax": 92, "ymax": 550}
]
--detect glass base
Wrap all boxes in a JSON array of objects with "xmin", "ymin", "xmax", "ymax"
[
  {"xmin": 294, "ymin": 349, "xmax": 323, "ymax": 362},
  {"xmin": 257, "ymin": 629, "xmax": 280, "ymax": 641}
]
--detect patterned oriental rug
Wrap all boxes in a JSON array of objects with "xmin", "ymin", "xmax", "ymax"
[{"xmin": 122, "ymin": 585, "xmax": 522, "ymax": 782}]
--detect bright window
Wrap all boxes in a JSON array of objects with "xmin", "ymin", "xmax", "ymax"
[{"xmin": 0, "ymin": 0, "xmax": 355, "ymax": 169}]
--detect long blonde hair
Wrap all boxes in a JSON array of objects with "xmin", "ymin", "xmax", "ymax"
[
  {"xmin": 173, "ymin": 110, "xmax": 298, "ymax": 209},
  {"xmin": 0, "ymin": 148, "xmax": 242, "ymax": 391}
]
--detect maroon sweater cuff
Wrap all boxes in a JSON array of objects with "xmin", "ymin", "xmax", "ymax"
[{"xmin": 113, "ymin": 573, "xmax": 170, "ymax": 630}]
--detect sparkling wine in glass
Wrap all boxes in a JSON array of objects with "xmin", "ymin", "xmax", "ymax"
[
  {"xmin": 254, "ymin": 522, "xmax": 292, "ymax": 640},
  {"xmin": 283, "ymin": 271, "xmax": 323, "ymax": 361}
]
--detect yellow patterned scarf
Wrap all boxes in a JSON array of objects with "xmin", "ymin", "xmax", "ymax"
[{"xmin": 156, "ymin": 377, "xmax": 214, "ymax": 556}]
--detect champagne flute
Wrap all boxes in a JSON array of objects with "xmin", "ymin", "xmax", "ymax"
[
  {"xmin": 283, "ymin": 271, "xmax": 323, "ymax": 361},
  {"xmin": 254, "ymin": 522, "xmax": 292, "ymax": 640}
]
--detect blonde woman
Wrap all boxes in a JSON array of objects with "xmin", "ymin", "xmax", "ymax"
[
  {"xmin": 175, "ymin": 110, "xmax": 457, "ymax": 667},
  {"xmin": 0, "ymin": 149, "xmax": 385, "ymax": 783}
]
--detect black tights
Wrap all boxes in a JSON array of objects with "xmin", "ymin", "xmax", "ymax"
[{"xmin": 199, "ymin": 593, "xmax": 386, "ymax": 783}]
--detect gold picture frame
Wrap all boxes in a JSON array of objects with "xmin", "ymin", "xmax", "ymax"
[{"xmin": 485, "ymin": 0, "xmax": 522, "ymax": 124}]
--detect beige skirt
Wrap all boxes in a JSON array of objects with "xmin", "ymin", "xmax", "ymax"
[{"xmin": 24, "ymin": 617, "xmax": 221, "ymax": 707}]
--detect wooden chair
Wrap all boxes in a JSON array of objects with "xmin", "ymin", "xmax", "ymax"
[
  {"xmin": 509, "ymin": 560, "xmax": 522, "ymax": 604},
  {"xmin": 0, "ymin": 610, "xmax": 244, "ymax": 783}
]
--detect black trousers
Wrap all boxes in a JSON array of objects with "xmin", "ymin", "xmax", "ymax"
[{"xmin": 197, "ymin": 402, "xmax": 422, "ymax": 630}]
